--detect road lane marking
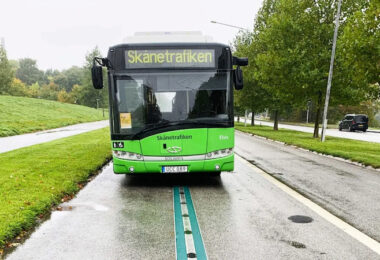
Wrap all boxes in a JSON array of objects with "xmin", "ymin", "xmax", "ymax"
[
  {"xmin": 174, "ymin": 186, "xmax": 207, "ymax": 260},
  {"xmin": 236, "ymin": 154, "xmax": 380, "ymax": 255}
]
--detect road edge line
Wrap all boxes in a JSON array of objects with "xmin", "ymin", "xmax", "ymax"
[{"xmin": 236, "ymin": 154, "xmax": 380, "ymax": 255}]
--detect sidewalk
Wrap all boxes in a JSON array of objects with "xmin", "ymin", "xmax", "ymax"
[
  {"xmin": 0, "ymin": 120, "xmax": 109, "ymax": 154},
  {"xmin": 236, "ymin": 118, "xmax": 380, "ymax": 143}
]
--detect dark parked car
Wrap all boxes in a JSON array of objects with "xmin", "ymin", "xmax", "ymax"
[{"xmin": 339, "ymin": 114, "xmax": 368, "ymax": 132}]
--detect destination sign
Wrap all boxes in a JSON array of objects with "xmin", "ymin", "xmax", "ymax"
[{"xmin": 125, "ymin": 49, "xmax": 215, "ymax": 68}]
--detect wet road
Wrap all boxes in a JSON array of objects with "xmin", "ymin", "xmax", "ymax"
[
  {"xmin": 235, "ymin": 131, "xmax": 380, "ymax": 242},
  {"xmin": 0, "ymin": 121, "xmax": 108, "ymax": 154},
  {"xmin": 237, "ymin": 118, "xmax": 380, "ymax": 143},
  {"xmin": 7, "ymin": 138, "xmax": 380, "ymax": 259}
]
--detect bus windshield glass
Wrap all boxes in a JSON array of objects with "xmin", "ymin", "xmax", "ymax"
[{"xmin": 114, "ymin": 71, "xmax": 230, "ymax": 135}]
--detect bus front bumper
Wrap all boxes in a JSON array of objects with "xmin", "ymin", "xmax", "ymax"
[{"xmin": 113, "ymin": 154, "xmax": 234, "ymax": 174}]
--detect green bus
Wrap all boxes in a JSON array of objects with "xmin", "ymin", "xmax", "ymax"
[{"xmin": 92, "ymin": 42, "xmax": 247, "ymax": 175}]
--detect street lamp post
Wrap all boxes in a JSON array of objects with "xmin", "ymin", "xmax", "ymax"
[
  {"xmin": 321, "ymin": 0, "xmax": 342, "ymax": 142},
  {"xmin": 210, "ymin": 21, "xmax": 249, "ymax": 31}
]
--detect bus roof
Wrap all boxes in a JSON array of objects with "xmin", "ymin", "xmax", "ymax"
[{"xmin": 123, "ymin": 31, "xmax": 214, "ymax": 43}]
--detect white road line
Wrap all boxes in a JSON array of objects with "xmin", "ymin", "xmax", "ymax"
[
  {"xmin": 236, "ymin": 154, "xmax": 380, "ymax": 255},
  {"xmin": 179, "ymin": 187, "xmax": 197, "ymax": 259}
]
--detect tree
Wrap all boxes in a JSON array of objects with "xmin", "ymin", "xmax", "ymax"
[
  {"xmin": 8, "ymin": 78, "xmax": 28, "ymax": 96},
  {"xmin": 70, "ymin": 84, "xmax": 84, "ymax": 104},
  {"xmin": 27, "ymin": 82, "xmax": 40, "ymax": 98},
  {"xmin": 62, "ymin": 66, "xmax": 83, "ymax": 92},
  {"xmin": 8, "ymin": 60, "xmax": 19, "ymax": 74},
  {"xmin": 250, "ymin": 0, "xmax": 372, "ymax": 135},
  {"xmin": 233, "ymin": 29, "xmax": 270, "ymax": 126},
  {"xmin": 79, "ymin": 47, "xmax": 108, "ymax": 108},
  {"xmin": 338, "ymin": 0, "xmax": 379, "ymax": 98},
  {"xmin": 16, "ymin": 58, "xmax": 44, "ymax": 85},
  {"xmin": 50, "ymin": 66, "xmax": 83, "ymax": 92},
  {"xmin": 39, "ymin": 82, "xmax": 59, "ymax": 100},
  {"xmin": 57, "ymin": 90, "xmax": 74, "ymax": 103},
  {"xmin": 0, "ymin": 46, "xmax": 13, "ymax": 94},
  {"xmin": 253, "ymin": 0, "xmax": 300, "ymax": 130}
]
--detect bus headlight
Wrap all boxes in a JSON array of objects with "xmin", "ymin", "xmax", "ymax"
[
  {"xmin": 206, "ymin": 148, "xmax": 233, "ymax": 159},
  {"xmin": 113, "ymin": 151, "xmax": 144, "ymax": 161}
]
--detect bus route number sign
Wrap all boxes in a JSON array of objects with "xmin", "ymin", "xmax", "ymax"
[
  {"xmin": 113, "ymin": 142, "xmax": 124, "ymax": 148},
  {"xmin": 125, "ymin": 49, "xmax": 215, "ymax": 69}
]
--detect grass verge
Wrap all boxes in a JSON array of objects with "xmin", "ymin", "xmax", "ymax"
[
  {"xmin": 235, "ymin": 123, "xmax": 380, "ymax": 168},
  {"xmin": 0, "ymin": 127, "xmax": 111, "ymax": 250},
  {"xmin": 0, "ymin": 95, "xmax": 107, "ymax": 137}
]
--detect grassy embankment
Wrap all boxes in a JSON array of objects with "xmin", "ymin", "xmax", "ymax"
[
  {"xmin": 0, "ymin": 95, "xmax": 107, "ymax": 137},
  {"xmin": 235, "ymin": 123, "xmax": 380, "ymax": 168},
  {"xmin": 0, "ymin": 128, "xmax": 111, "ymax": 250}
]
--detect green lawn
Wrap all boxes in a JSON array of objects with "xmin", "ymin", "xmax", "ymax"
[
  {"xmin": 0, "ymin": 95, "xmax": 107, "ymax": 137},
  {"xmin": 0, "ymin": 128, "xmax": 111, "ymax": 248},
  {"xmin": 235, "ymin": 123, "xmax": 380, "ymax": 168}
]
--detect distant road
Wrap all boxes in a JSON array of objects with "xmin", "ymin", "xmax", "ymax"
[
  {"xmin": 0, "ymin": 120, "xmax": 108, "ymax": 154},
  {"xmin": 237, "ymin": 118, "xmax": 380, "ymax": 144}
]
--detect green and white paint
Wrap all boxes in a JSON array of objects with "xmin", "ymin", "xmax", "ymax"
[
  {"xmin": 174, "ymin": 186, "xmax": 207, "ymax": 260},
  {"xmin": 112, "ymin": 128, "xmax": 235, "ymax": 174}
]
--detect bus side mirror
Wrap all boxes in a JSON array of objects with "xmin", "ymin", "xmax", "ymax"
[
  {"xmin": 92, "ymin": 65, "xmax": 103, "ymax": 89},
  {"xmin": 234, "ymin": 66, "xmax": 244, "ymax": 90},
  {"xmin": 233, "ymin": 57, "xmax": 248, "ymax": 66}
]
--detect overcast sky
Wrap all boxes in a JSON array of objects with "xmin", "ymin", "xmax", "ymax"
[{"xmin": 1, "ymin": 0, "xmax": 263, "ymax": 70}]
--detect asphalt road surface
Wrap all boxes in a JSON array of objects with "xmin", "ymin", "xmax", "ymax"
[
  {"xmin": 0, "ymin": 120, "xmax": 108, "ymax": 154},
  {"xmin": 238, "ymin": 118, "xmax": 380, "ymax": 143},
  {"xmin": 6, "ymin": 132, "xmax": 380, "ymax": 259}
]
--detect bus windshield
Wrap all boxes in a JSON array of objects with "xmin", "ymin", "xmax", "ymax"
[{"xmin": 114, "ymin": 71, "xmax": 230, "ymax": 136}]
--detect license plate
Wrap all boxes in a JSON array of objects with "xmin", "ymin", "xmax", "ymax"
[
  {"xmin": 162, "ymin": 166, "xmax": 188, "ymax": 173},
  {"xmin": 359, "ymin": 124, "xmax": 363, "ymax": 127}
]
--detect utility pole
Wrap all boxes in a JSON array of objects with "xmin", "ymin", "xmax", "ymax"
[
  {"xmin": 306, "ymin": 100, "xmax": 311, "ymax": 124},
  {"xmin": 321, "ymin": 0, "xmax": 342, "ymax": 142}
]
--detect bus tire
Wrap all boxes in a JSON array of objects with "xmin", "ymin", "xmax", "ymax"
[{"xmin": 210, "ymin": 172, "xmax": 221, "ymax": 177}]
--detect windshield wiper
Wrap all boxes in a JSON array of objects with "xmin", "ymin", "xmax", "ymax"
[
  {"xmin": 130, "ymin": 119, "xmax": 227, "ymax": 139},
  {"xmin": 130, "ymin": 120, "xmax": 173, "ymax": 138}
]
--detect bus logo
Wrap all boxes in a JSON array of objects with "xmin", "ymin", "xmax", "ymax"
[{"xmin": 167, "ymin": 146, "xmax": 182, "ymax": 153}]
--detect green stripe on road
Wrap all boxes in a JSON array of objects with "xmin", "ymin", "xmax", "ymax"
[
  {"xmin": 174, "ymin": 186, "xmax": 207, "ymax": 260},
  {"xmin": 184, "ymin": 187, "xmax": 207, "ymax": 259}
]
